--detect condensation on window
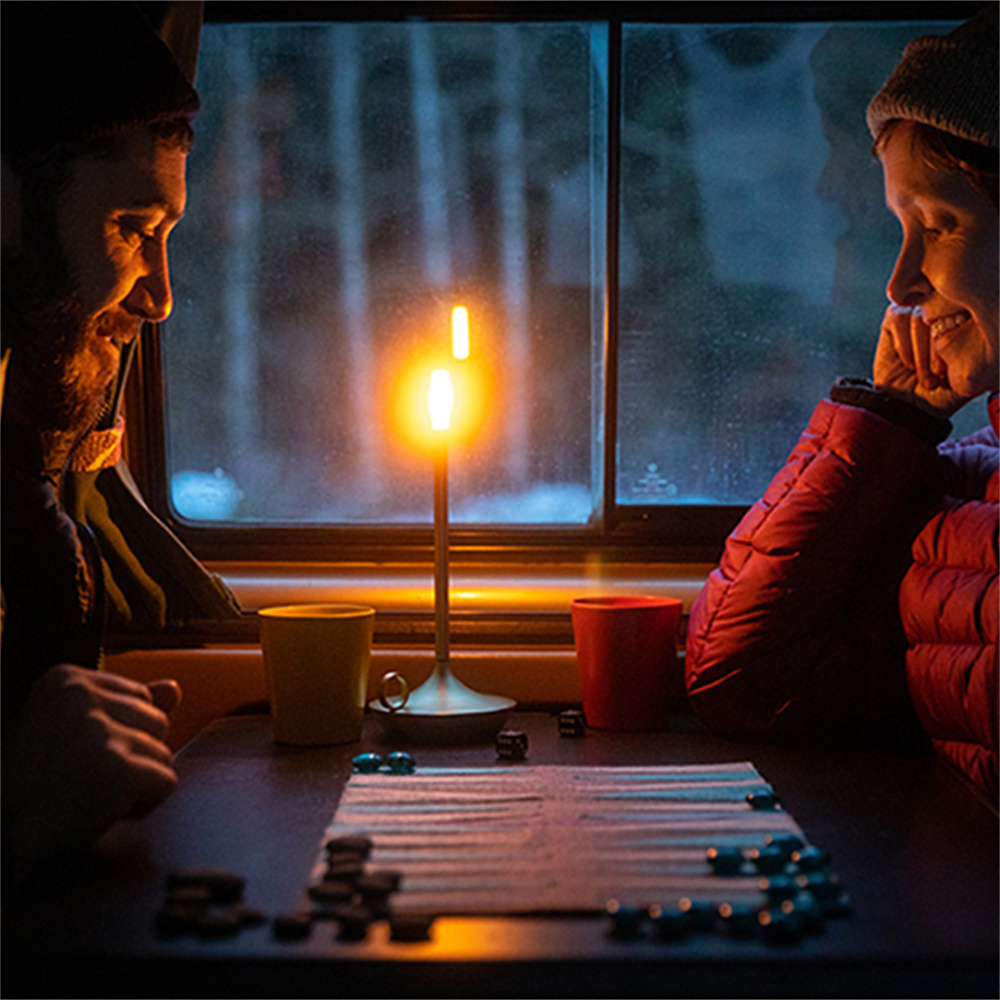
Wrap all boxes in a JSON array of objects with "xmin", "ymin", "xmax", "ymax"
[
  {"xmin": 166, "ymin": 21, "xmax": 605, "ymax": 523},
  {"xmin": 616, "ymin": 21, "xmax": 964, "ymax": 506},
  {"xmin": 165, "ymin": 18, "xmax": 967, "ymax": 522}
]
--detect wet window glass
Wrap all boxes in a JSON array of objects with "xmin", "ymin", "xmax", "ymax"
[{"xmin": 164, "ymin": 18, "xmax": 963, "ymax": 523}]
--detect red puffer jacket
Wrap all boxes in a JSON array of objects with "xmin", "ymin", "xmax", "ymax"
[{"xmin": 686, "ymin": 394, "xmax": 998, "ymax": 802}]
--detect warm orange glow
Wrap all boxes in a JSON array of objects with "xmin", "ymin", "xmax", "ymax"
[
  {"xmin": 389, "ymin": 353, "xmax": 491, "ymax": 455},
  {"xmin": 384, "ymin": 302, "xmax": 493, "ymax": 456},
  {"xmin": 428, "ymin": 368, "xmax": 454, "ymax": 431},
  {"xmin": 451, "ymin": 306, "xmax": 470, "ymax": 360}
]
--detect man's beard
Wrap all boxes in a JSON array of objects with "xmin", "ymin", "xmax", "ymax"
[{"xmin": 2, "ymin": 228, "xmax": 133, "ymax": 440}]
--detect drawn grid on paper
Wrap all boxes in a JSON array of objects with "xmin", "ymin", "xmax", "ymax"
[{"xmin": 315, "ymin": 763, "xmax": 810, "ymax": 915}]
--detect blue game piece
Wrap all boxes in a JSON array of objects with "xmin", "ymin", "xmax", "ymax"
[
  {"xmin": 747, "ymin": 845, "xmax": 788, "ymax": 874},
  {"xmin": 715, "ymin": 901, "xmax": 758, "ymax": 937},
  {"xmin": 605, "ymin": 899, "xmax": 644, "ymax": 939},
  {"xmin": 746, "ymin": 789, "xmax": 779, "ymax": 810},
  {"xmin": 764, "ymin": 833, "xmax": 805, "ymax": 857},
  {"xmin": 352, "ymin": 753, "xmax": 383, "ymax": 774},
  {"xmin": 386, "ymin": 750, "xmax": 416, "ymax": 774},
  {"xmin": 790, "ymin": 845, "xmax": 831, "ymax": 872},
  {"xmin": 758, "ymin": 874, "xmax": 798, "ymax": 903},
  {"xmin": 677, "ymin": 897, "xmax": 714, "ymax": 932},
  {"xmin": 706, "ymin": 846, "xmax": 745, "ymax": 875},
  {"xmin": 757, "ymin": 905, "xmax": 803, "ymax": 944},
  {"xmin": 646, "ymin": 903, "xmax": 688, "ymax": 941}
]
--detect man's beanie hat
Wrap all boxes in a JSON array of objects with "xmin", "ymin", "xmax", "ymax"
[
  {"xmin": 1, "ymin": 2, "xmax": 200, "ymax": 160},
  {"xmin": 867, "ymin": 4, "xmax": 999, "ymax": 149}
]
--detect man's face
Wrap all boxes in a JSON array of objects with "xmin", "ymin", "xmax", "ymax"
[{"xmin": 5, "ymin": 128, "xmax": 187, "ymax": 437}]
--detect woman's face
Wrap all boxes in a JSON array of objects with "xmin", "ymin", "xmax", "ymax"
[{"xmin": 881, "ymin": 122, "xmax": 999, "ymax": 398}]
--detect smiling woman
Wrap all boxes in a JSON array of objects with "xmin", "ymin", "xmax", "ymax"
[{"xmin": 685, "ymin": 7, "xmax": 999, "ymax": 802}]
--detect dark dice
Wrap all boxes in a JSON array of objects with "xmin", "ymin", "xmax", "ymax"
[
  {"xmin": 496, "ymin": 730, "xmax": 529, "ymax": 760},
  {"xmin": 558, "ymin": 709, "xmax": 587, "ymax": 737}
]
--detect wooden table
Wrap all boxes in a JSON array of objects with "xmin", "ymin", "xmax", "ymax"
[{"xmin": 4, "ymin": 712, "xmax": 997, "ymax": 998}]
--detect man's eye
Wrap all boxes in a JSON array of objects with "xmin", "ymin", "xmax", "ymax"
[{"xmin": 120, "ymin": 220, "xmax": 154, "ymax": 244}]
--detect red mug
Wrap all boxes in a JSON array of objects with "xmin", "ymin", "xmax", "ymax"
[{"xmin": 571, "ymin": 596, "xmax": 683, "ymax": 731}]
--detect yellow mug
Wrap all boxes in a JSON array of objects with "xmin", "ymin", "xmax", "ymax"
[{"xmin": 258, "ymin": 603, "xmax": 374, "ymax": 745}]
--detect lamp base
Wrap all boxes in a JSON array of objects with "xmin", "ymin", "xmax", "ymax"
[{"xmin": 368, "ymin": 661, "xmax": 515, "ymax": 745}]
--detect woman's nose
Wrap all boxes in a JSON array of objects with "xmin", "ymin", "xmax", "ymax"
[{"xmin": 885, "ymin": 233, "xmax": 932, "ymax": 308}]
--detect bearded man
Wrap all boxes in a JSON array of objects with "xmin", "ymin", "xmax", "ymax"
[{"xmin": 0, "ymin": 3, "xmax": 234, "ymax": 887}]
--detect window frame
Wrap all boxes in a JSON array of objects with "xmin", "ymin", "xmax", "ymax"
[{"xmin": 128, "ymin": 0, "xmax": 975, "ymax": 573}]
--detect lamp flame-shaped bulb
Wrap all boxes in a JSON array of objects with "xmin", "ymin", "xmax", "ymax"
[
  {"xmin": 451, "ymin": 306, "xmax": 470, "ymax": 361},
  {"xmin": 428, "ymin": 368, "xmax": 454, "ymax": 432}
]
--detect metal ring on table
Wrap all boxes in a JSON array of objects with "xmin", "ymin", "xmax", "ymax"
[{"xmin": 378, "ymin": 671, "xmax": 410, "ymax": 713}]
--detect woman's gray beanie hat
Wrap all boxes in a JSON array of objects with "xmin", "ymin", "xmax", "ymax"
[{"xmin": 866, "ymin": 4, "xmax": 998, "ymax": 150}]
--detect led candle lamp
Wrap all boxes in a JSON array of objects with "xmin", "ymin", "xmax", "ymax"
[{"xmin": 369, "ymin": 307, "xmax": 514, "ymax": 744}]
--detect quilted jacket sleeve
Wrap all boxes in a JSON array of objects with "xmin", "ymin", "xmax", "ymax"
[
  {"xmin": 685, "ymin": 399, "xmax": 940, "ymax": 747},
  {"xmin": 901, "ymin": 487, "xmax": 998, "ymax": 799}
]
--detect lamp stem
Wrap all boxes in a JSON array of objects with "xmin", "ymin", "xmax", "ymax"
[{"xmin": 433, "ymin": 434, "xmax": 449, "ymax": 665}]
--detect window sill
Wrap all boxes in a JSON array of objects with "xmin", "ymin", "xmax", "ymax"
[
  {"xmin": 216, "ymin": 557, "xmax": 711, "ymax": 632},
  {"xmin": 109, "ymin": 558, "xmax": 710, "ymax": 647}
]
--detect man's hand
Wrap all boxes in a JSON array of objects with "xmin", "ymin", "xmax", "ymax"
[
  {"xmin": 874, "ymin": 304, "xmax": 969, "ymax": 418},
  {"xmin": 1, "ymin": 665, "xmax": 182, "ymax": 884}
]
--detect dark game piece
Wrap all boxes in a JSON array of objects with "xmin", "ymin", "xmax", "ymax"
[
  {"xmin": 335, "ymin": 904, "xmax": 373, "ymax": 941},
  {"xmin": 356, "ymin": 870, "xmax": 403, "ymax": 897},
  {"xmin": 325, "ymin": 834, "xmax": 374, "ymax": 859},
  {"xmin": 325, "ymin": 857, "xmax": 365, "ymax": 882},
  {"xmin": 166, "ymin": 868, "xmax": 246, "ymax": 904},
  {"xmin": 558, "ymin": 709, "xmax": 587, "ymax": 737},
  {"xmin": 352, "ymin": 752, "xmax": 383, "ymax": 774},
  {"xmin": 309, "ymin": 878, "xmax": 355, "ymax": 903},
  {"xmin": 386, "ymin": 750, "xmax": 417, "ymax": 774},
  {"xmin": 272, "ymin": 911, "xmax": 314, "ymax": 941},
  {"xmin": 706, "ymin": 846, "xmax": 745, "ymax": 875},
  {"xmin": 495, "ymin": 729, "xmax": 529, "ymax": 760},
  {"xmin": 389, "ymin": 913, "xmax": 436, "ymax": 942},
  {"xmin": 195, "ymin": 904, "xmax": 245, "ymax": 939}
]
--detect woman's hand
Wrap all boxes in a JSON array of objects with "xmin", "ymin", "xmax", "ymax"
[{"xmin": 874, "ymin": 304, "xmax": 969, "ymax": 418}]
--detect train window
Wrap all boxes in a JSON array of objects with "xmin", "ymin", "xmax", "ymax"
[{"xmin": 158, "ymin": 8, "xmax": 967, "ymax": 539}]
